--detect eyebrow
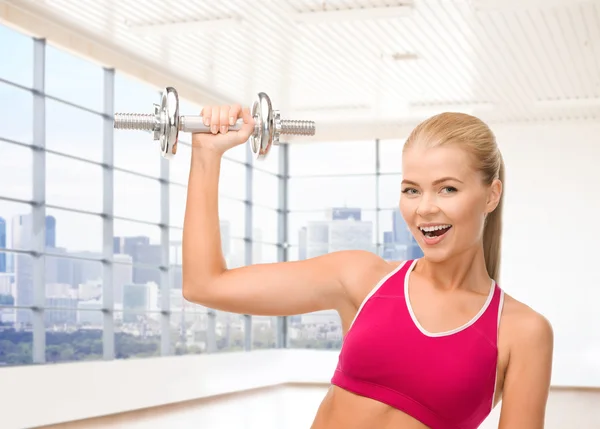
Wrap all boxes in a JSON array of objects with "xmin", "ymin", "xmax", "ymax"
[{"xmin": 401, "ymin": 177, "xmax": 464, "ymax": 186}]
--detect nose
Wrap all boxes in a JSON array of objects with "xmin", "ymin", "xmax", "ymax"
[{"xmin": 416, "ymin": 193, "xmax": 441, "ymax": 217}]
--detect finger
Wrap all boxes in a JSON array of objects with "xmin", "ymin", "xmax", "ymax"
[
  {"xmin": 241, "ymin": 106, "xmax": 252, "ymax": 124},
  {"xmin": 201, "ymin": 107, "xmax": 211, "ymax": 127},
  {"xmin": 211, "ymin": 106, "xmax": 219, "ymax": 134},
  {"xmin": 229, "ymin": 104, "xmax": 242, "ymax": 126},
  {"xmin": 239, "ymin": 107, "xmax": 255, "ymax": 140},
  {"xmin": 219, "ymin": 105, "xmax": 230, "ymax": 134}
]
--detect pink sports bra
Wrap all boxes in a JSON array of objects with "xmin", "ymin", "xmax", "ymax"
[{"xmin": 331, "ymin": 259, "xmax": 504, "ymax": 429}]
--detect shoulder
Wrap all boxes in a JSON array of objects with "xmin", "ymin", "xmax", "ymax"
[
  {"xmin": 330, "ymin": 250, "xmax": 400, "ymax": 306},
  {"xmin": 502, "ymin": 293, "xmax": 554, "ymax": 357}
]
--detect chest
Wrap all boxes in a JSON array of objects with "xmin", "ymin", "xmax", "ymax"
[{"xmin": 338, "ymin": 295, "xmax": 500, "ymax": 418}]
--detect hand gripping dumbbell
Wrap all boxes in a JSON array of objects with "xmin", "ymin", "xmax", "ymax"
[{"xmin": 113, "ymin": 87, "xmax": 316, "ymax": 159}]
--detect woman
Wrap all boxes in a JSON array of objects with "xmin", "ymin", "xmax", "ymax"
[{"xmin": 182, "ymin": 104, "xmax": 554, "ymax": 429}]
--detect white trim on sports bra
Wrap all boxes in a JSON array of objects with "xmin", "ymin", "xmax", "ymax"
[{"xmin": 404, "ymin": 258, "xmax": 497, "ymax": 338}]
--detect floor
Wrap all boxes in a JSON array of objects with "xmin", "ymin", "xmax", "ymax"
[{"xmin": 39, "ymin": 385, "xmax": 600, "ymax": 429}]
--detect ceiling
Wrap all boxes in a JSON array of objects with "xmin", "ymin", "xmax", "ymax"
[{"xmin": 2, "ymin": 0, "xmax": 600, "ymax": 140}]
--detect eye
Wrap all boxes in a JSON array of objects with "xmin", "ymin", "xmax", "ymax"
[
  {"xmin": 401, "ymin": 187, "xmax": 419, "ymax": 195},
  {"xmin": 441, "ymin": 186, "xmax": 458, "ymax": 194}
]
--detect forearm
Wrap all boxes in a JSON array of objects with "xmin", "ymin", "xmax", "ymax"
[{"xmin": 182, "ymin": 147, "xmax": 227, "ymax": 300}]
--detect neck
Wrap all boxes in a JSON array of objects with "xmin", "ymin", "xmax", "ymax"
[{"xmin": 413, "ymin": 245, "xmax": 491, "ymax": 293}]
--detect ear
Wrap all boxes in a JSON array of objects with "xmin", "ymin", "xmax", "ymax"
[{"xmin": 486, "ymin": 178, "xmax": 503, "ymax": 214}]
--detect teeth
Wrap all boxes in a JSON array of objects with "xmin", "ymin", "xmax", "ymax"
[{"xmin": 419, "ymin": 224, "xmax": 451, "ymax": 232}]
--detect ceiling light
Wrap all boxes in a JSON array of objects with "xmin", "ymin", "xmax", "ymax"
[
  {"xmin": 293, "ymin": 5, "xmax": 413, "ymax": 24},
  {"xmin": 534, "ymin": 98, "xmax": 600, "ymax": 109},
  {"xmin": 381, "ymin": 52, "xmax": 419, "ymax": 62},
  {"xmin": 126, "ymin": 17, "xmax": 243, "ymax": 36}
]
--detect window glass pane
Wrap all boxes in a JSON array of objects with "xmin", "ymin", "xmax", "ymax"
[
  {"xmin": 253, "ymin": 206, "xmax": 278, "ymax": 244},
  {"xmin": 114, "ymin": 130, "xmax": 162, "ymax": 178},
  {"xmin": 220, "ymin": 158, "xmax": 246, "ymax": 200},
  {"xmin": 378, "ymin": 208, "xmax": 422, "ymax": 261},
  {"xmin": 287, "ymin": 245, "xmax": 300, "ymax": 262},
  {"xmin": 169, "ymin": 183, "xmax": 187, "ymax": 229},
  {"xmin": 0, "ymin": 84, "xmax": 32, "ymax": 143},
  {"xmin": 169, "ymin": 142, "xmax": 191, "ymax": 185},
  {"xmin": 378, "ymin": 174, "xmax": 402, "ymax": 209},
  {"xmin": 252, "ymin": 169, "xmax": 278, "ymax": 209},
  {"xmin": 114, "ymin": 72, "xmax": 161, "ymax": 178},
  {"xmin": 46, "ymin": 310, "xmax": 104, "ymax": 363},
  {"xmin": 0, "ymin": 141, "xmax": 32, "ymax": 200},
  {"xmin": 170, "ymin": 228, "xmax": 183, "ymax": 267},
  {"xmin": 227, "ymin": 142, "xmax": 248, "ymax": 164},
  {"xmin": 171, "ymin": 311, "xmax": 208, "ymax": 355},
  {"xmin": 113, "ymin": 220, "xmax": 162, "ymax": 306},
  {"xmin": 45, "ymin": 208, "xmax": 103, "ymax": 255},
  {"xmin": 0, "ymin": 26, "xmax": 33, "ymax": 87},
  {"xmin": 1, "ymin": 204, "xmax": 33, "ymax": 252},
  {"xmin": 45, "ymin": 255, "xmax": 103, "ymax": 363},
  {"xmin": 379, "ymin": 139, "xmax": 405, "ymax": 173},
  {"xmin": 288, "ymin": 176, "xmax": 376, "ymax": 210},
  {"xmin": 10, "ymin": 213, "xmax": 64, "ymax": 254},
  {"xmin": 288, "ymin": 310, "xmax": 342, "ymax": 350},
  {"xmin": 46, "ymin": 99, "xmax": 103, "ymax": 162},
  {"xmin": 224, "ymin": 238, "xmax": 245, "ymax": 269},
  {"xmin": 46, "ymin": 255, "xmax": 102, "ymax": 293},
  {"xmin": 216, "ymin": 310, "xmax": 245, "ymax": 352},
  {"xmin": 252, "ymin": 146, "xmax": 279, "ymax": 174},
  {"xmin": 114, "ymin": 71, "xmax": 160, "ymax": 113},
  {"xmin": 115, "ymin": 311, "xmax": 161, "ymax": 359},
  {"xmin": 253, "ymin": 315, "xmax": 277, "ymax": 350},
  {"xmin": 0, "ymin": 250, "xmax": 16, "ymax": 304},
  {"xmin": 0, "ymin": 309, "xmax": 33, "ymax": 366},
  {"xmin": 253, "ymin": 243, "xmax": 278, "ymax": 265},
  {"xmin": 45, "ymin": 44, "xmax": 104, "ymax": 111},
  {"xmin": 114, "ymin": 171, "xmax": 161, "ymax": 223},
  {"xmin": 289, "ymin": 140, "xmax": 375, "ymax": 176},
  {"xmin": 287, "ymin": 209, "xmax": 377, "ymax": 255},
  {"xmin": 12, "ymin": 251, "xmax": 34, "ymax": 321},
  {"xmin": 219, "ymin": 199, "xmax": 245, "ymax": 240},
  {"xmin": 46, "ymin": 153, "xmax": 103, "ymax": 213},
  {"xmin": 170, "ymin": 264, "xmax": 182, "ymax": 292},
  {"xmin": 114, "ymin": 219, "xmax": 162, "ymax": 245},
  {"xmin": 0, "ymin": 250, "xmax": 16, "ymax": 306}
]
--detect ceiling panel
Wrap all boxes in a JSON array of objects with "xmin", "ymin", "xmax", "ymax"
[{"xmin": 3, "ymin": 0, "xmax": 599, "ymax": 137}]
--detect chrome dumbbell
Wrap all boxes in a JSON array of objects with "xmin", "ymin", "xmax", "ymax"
[{"xmin": 113, "ymin": 87, "xmax": 316, "ymax": 159}]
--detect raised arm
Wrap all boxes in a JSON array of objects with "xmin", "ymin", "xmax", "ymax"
[{"xmin": 181, "ymin": 103, "xmax": 377, "ymax": 317}]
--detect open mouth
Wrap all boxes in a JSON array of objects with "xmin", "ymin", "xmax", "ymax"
[{"xmin": 419, "ymin": 224, "xmax": 452, "ymax": 239}]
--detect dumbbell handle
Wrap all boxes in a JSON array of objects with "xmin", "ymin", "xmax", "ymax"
[
  {"xmin": 180, "ymin": 115, "xmax": 244, "ymax": 133},
  {"xmin": 180, "ymin": 115, "xmax": 316, "ymax": 136}
]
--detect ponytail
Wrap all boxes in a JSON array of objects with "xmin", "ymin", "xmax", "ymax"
[{"xmin": 482, "ymin": 157, "xmax": 504, "ymax": 281}]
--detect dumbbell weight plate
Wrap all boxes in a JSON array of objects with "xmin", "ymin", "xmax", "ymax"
[
  {"xmin": 250, "ymin": 92, "xmax": 274, "ymax": 158},
  {"xmin": 159, "ymin": 87, "xmax": 180, "ymax": 160}
]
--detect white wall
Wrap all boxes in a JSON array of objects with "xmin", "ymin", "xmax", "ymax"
[{"xmin": 493, "ymin": 121, "xmax": 600, "ymax": 387}]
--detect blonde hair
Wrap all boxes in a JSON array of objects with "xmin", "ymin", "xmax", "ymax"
[{"xmin": 403, "ymin": 112, "xmax": 505, "ymax": 281}]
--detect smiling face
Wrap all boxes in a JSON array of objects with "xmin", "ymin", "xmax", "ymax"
[{"xmin": 399, "ymin": 144, "xmax": 500, "ymax": 262}]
